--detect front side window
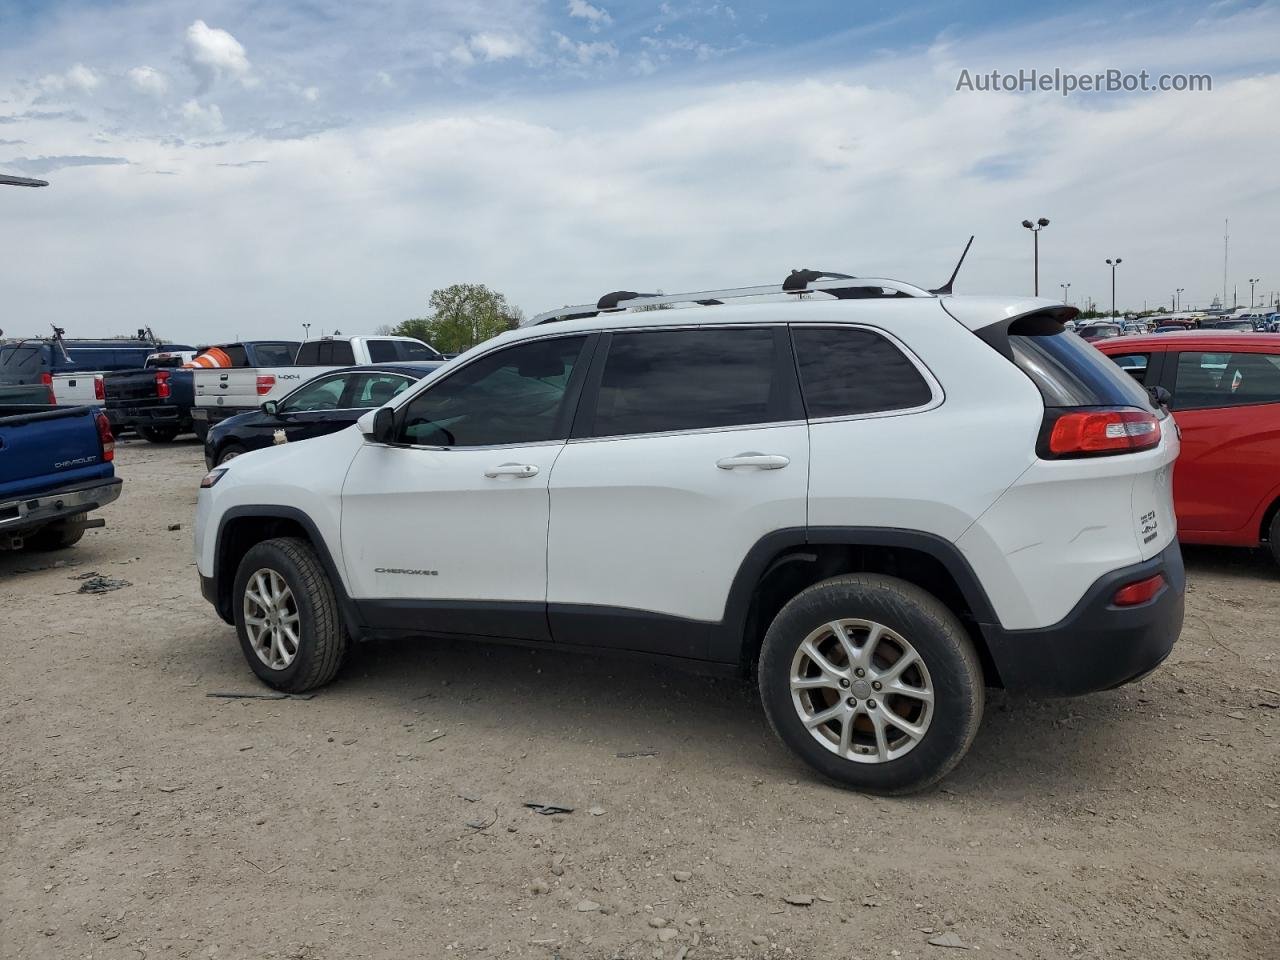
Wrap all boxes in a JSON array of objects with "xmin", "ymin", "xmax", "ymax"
[
  {"xmin": 1173, "ymin": 351, "xmax": 1280, "ymax": 409},
  {"xmin": 397, "ymin": 336, "xmax": 587, "ymax": 447},
  {"xmin": 589, "ymin": 327, "xmax": 782, "ymax": 438},
  {"xmin": 792, "ymin": 326, "xmax": 933, "ymax": 418},
  {"xmin": 366, "ymin": 340, "xmax": 398, "ymax": 363},
  {"xmin": 280, "ymin": 374, "xmax": 350, "ymax": 412},
  {"xmin": 349, "ymin": 373, "xmax": 413, "ymax": 408}
]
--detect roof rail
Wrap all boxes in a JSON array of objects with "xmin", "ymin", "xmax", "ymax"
[{"xmin": 525, "ymin": 273, "xmax": 934, "ymax": 327}]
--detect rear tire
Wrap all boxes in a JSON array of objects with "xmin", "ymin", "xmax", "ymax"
[
  {"xmin": 232, "ymin": 537, "xmax": 348, "ymax": 692},
  {"xmin": 758, "ymin": 574, "xmax": 984, "ymax": 795},
  {"xmin": 1268, "ymin": 510, "xmax": 1280, "ymax": 567},
  {"xmin": 23, "ymin": 514, "xmax": 88, "ymax": 551},
  {"xmin": 139, "ymin": 424, "xmax": 180, "ymax": 443}
]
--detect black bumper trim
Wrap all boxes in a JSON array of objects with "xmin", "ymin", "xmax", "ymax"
[{"xmin": 980, "ymin": 541, "xmax": 1185, "ymax": 696}]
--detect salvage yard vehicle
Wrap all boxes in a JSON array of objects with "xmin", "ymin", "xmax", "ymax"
[
  {"xmin": 191, "ymin": 336, "xmax": 438, "ymax": 438},
  {"xmin": 203, "ymin": 361, "xmax": 441, "ymax": 468},
  {"xmin": 195, "ymin": 272, "xmax": 1183, "ymax": 794},
  {"xmin": 0, "ymin": 403, "xmax": 120, "ymax": 551},
  {"xmin": 102, "ymin": 350, "xmax": 197, "ymax": 442},
  {"xmin": 1097, "ymin": 331, "xmax": 1280, "ymax": 564}
]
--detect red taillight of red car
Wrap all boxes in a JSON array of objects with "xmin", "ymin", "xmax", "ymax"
[
  {"xmin": 95, "ymin": 412, "xmax": 115, "ymax": 462},
  {"xmin": 94, "ymin": 375, "xmax": 105, "ymax": 401},
  {"xmin": 1046, "ymin": 408, "xmax": 1161, "ymax": 457},
  {"xmin": 256, "ymin": 375, "xmax": 275, "ymax": 396},
  {"xmin": 1113, "ymin": 573, "xmax": 1166, "ymax": 607},
  {"xmin": 40, "ymin": 371, "xmax": 55, "ymax": 404},
  {"xmin": 155, "ymin": 369, "xmax": 171, "ymax": 399}
]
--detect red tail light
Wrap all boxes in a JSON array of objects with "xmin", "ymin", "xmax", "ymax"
[
  {"xmin": 94, "ymin": 375, "xmax": 105, "ymax": 401},
  {"xmin": 256, "ymin": 375, "xmax": 276, "ymax": 396},
  {"xmin": 41, "ymin": 371, "xmax": 55, "ymax": 404},
  {"xmin": 1045, "ymin": 408, "xmax": 1161, "ymax": 458},
  {"xmin": 1113, "ymin": 573, "xmax": 1165, "ymax": 607},
  {"xmin": 155, "ymin": 370, "xmax": 171, "ymax": 399},
  {"xmin": 95, "ymin": 412, "xmax": 115, "ymax": 462}
]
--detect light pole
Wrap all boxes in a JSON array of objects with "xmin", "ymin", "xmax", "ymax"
[
  {"xmin": 302, "ymin": 322, "xmax": 311, "ymax": 340},
  {"xmin": 1176, "ymin": 287, "xmax": 1184, "ymax": 312},
  {"xmin": 1105, "ymin": 258, "xmax": 1123, "ymax": 318},
  {"xmin": 1059, "ymin": 282, "xmax": 1071, "ymax": 305},
  {"xmin": 1021, "ymin": 217, "xmax": 1050, "ymax": 295},
  {"xmin": 1249, "ymin": 278, "xmax": 1260, "ymax": 308}
]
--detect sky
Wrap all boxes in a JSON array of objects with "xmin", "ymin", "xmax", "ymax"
[{"xmin": 0, "ymin": 0, "xmax": 1278, "ymax": 342}]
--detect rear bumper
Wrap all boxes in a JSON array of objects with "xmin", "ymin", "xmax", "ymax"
[
  {"xmin": 0, "ymin": 476, "xmax": 123, "ymax": 536},
  {"xmin": 106, "ymin": 405, "xmax": 189, "ymax": 427},
  {"xmin": 981, "ymin": 541, "xmax": 1184, "ymax": 696}
]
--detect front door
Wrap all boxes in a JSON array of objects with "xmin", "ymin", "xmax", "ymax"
[{"xmin": 339, "ymin": 334, "xmax": 592, "ymax": 640}]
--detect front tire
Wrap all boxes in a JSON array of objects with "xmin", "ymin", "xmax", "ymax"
[
  {"xmin": 216, "ymin": 443, "xmax": 246, "ymax": 466},
  {"xmin": 139, "ymin": 424, "xmax": 180, "ymax": 443},
  {"xmin": 758, "ymin": 574, "xmax": 984, "ymax": 795},
  {"xmin": 232, "ymin": 537, "xmax": 348, "ymax": 692}
]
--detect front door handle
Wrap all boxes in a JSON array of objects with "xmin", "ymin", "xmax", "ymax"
[
  {"xmin": 484, "ymin": 463, "xmax": 539, "ymax": 479},
  {"xmin": 716, "ymin": 452, "xmax": 790, "ymax": 470}
]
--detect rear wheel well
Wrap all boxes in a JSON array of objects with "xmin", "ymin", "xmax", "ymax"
[
  {"xmin": 215, "ymin": 516, "xmax": 310, "ymax": 620},
  {"xmin": 740, "ymin": 543, "xmax": 1002, "ymax": 686},
  {"xmin": 1262, "ymin": 497, "xmax": 1280, "ymax": 544}
]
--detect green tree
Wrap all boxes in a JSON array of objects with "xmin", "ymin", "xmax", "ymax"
[{"xmin": 394, "ymin": 283, "xmax": 523, "ymax": 354}]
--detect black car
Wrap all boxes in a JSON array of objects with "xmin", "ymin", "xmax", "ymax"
[{"xmin": 203, "ymin": 362, "xmax": 441, "ymax": 468}]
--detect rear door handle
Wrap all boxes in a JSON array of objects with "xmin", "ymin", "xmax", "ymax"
[
  {"xmin": 484, "ymin": 463, "xmax": 539, "ymax": 479},
  {"xmin": 716, "ymin": 452, "xmax": 790, "ymax": 470}
]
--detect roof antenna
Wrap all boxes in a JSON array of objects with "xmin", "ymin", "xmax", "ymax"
[{"xmin": 929, "ymin": 235, "xmax": 974, "ymax": 295}]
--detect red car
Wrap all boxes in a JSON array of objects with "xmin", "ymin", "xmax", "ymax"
[{"xmin": 1096, "ymin": 332, "xmax": 1280, "ymax": 563}]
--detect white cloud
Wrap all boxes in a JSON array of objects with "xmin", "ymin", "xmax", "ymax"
[
  {"xmin": 39, "ymin": 63, "xmax": 100, "ymax": 95},
  {"xmin": 180, "ymin": 98, "xmax": 224, "ymax": 131},
  {"xmin": 467, "ymin": 32, "xmax": 530, "ymax": 62},
  {"xmin": 567, "ymin": 0, "xmax": 613, "ymax": 30},
  {"xmin": 554, "ymin": 33, "xmax": 619, "ymax": 66},
  {"xmin": 185, "ymin": 20, "xmax": 253, "ymax": 87},
  {"xmin": 302, "ymin": 86, "xmax": 320, "ymax": 102},
  {"xmin": 127, "ymin": 66, "xmax": 168, "ymax": 97}
]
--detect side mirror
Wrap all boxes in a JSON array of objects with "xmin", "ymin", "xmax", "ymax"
[
  {"xmin": 1148, "ymin": 385, "xmax": 1172, "ymax": 408},
  {"xmin": 261, "ymin": 400, "xmax": 279, "ymax": 415},
  {"xmin": 358, "ymin": 406, "xmax": 397, "ymax": 443}
]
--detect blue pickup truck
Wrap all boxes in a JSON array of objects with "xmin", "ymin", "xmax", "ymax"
[{"xmin": 0, "ymin": 404, "xmax": 121, "ymax": 552}]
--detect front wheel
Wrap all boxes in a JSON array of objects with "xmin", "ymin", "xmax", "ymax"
[
  {"xmin": 232, "ymin": 537, "xmax": 349, "ymax": 692},
  {"xmin": 139, "ymin": 424, "xmax": 180, "ymax": 443},
  {"xmin": 758, "ymin": 574, "xmax": 984, "ymax": 795}
]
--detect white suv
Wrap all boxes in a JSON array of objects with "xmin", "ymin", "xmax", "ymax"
[{"xmin": 195, "ymin": 274, "xmax": 1183, "ymax": 793}]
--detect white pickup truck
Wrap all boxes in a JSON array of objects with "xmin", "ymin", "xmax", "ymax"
[{"xmin": 191, "ymin": 336, "xmax": 440, "ymax": 438}]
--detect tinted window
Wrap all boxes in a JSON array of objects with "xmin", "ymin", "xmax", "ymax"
[
  {"xmin": 0, "ymin": 345, "xmax": 47, "ymax": 379},
  {"xmin": 281, "ymin": 374, "xmax": 349, "ymax": 412},
  {"xmin": 349, "ymin": 373, "xmax": 413, "ymax": 408},
  {"xmin": 220, "ymin": 344, "xmax": 249, "ymax": 367},
  {"xmin": 1108, "ymin": 352, "xmax": 1151, "ymax": 384},
  {"xmin": 295, "ymin": 341, "xmax": 320, "ymax": 365},
  {"xmin": 330, "ymin": 341, "xmax": 355, "ymax": 365},
  {"xmin": 366, "ymin": 340, "xmax": 398, "ymax": 363},
  {"xmin": 251, "ymin": 342, "xmax": 299, "ymax": 365},
  {"xmin": 1011, "ymin": 331, "xmax": 1153, "ymax": 408},
  {"xmin": 590, "ymin": 328, "xmax": 781, "ymax": 438},
  {"xmin": 792, "ymin": 326, "xmax": 932, "ymax": 418},
  {"xmin": 398, "ymin": 336, "xmax": 587, "ymax": 447},
  {"xmin": 1173, "ymin": 351, "xmax": 1280, "ymax": 409},
  {"xmin": 395, "ymin": 340, "xmax": 441, "ymax": 361},
  {"xmin": 65, "ymin": 346, "xmax": 153, "ymax": 371}
]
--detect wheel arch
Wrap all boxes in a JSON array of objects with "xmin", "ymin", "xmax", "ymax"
[
  {"xmin": 213, "ymin": 506, "xmax": 363, "ymax": 633},
  {"xmin": 719, "ymin": 527, "xmax": 1003, "ymax": 686}
]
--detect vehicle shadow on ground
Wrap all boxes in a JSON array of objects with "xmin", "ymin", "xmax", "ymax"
[
  {"xmin": 1181, "ymin": 542, "xmax": 1278, "ymax": 581},
  {"xmin": 244, "ymin": 630, "xmax": 1146, "ymax": 799}
]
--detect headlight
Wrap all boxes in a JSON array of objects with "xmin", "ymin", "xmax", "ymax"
[{"xmin": 200, "ymin": 467, "xmax": 229, "ymax": 488}]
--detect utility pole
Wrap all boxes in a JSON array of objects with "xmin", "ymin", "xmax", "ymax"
[
  {"xmin": 1223, "ymin": 218, "xmax": 1229, "ymax": 310},
  {"xmin": 1021, "ymin": 218, "xmax": 1050, "ymax": 295}
]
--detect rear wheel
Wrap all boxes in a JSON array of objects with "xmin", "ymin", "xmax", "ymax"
[
  {"xmin": 23, "ymin": 514, "xmax": 88, "ymax": 551},
  {"xmin": 1269, "ymin": 510, "xmax": 1280, "ymax": 567},
  {"xmin": 232, "ymin": 537, "xmax": 348, "ymax": 692},
  {"xmin": 139, "ymin": 424, "xmax": 180, "ymax": 443},
  {"xmin": 758, "ymin": 574, "xmax": 984, "ymax": 795}
]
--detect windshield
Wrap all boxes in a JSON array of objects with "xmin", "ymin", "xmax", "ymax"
[{"xmin": 0, "ymin": 344, "xmax": 47, "ymax": 381}]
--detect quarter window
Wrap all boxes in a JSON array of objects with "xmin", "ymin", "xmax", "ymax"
[
  {"xmin": 397, "ymin": 336, "xmax": 587, "ymax": 447},
  {"xmin": 791, "ymin": 327, "xmax": 933, "ymax": 418},
  {"xmin": 589, "ymin": 327, "xmax": 784, "ymax": 438},
  {"xmin": 1172, "ymin": 351, "xmax": 1280, "ymax": 409},
  {"xmin": 1107, "ymin": 352, "xmax": 1151, "ymax": 385}
]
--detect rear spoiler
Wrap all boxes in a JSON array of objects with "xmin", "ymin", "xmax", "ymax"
[{"xmin": 942, "ymin": 302, "xmax": 1079, "ymax": 361}]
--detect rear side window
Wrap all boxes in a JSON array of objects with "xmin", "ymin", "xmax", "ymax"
[
  {"xmin": 1172, "ymin": 351, "xmax": 1280, "ymax": 409},
  {"xmin": 589, "ymin": 327, "xmax": 784, "ymax": 438},
  {"xmin": 366, "ymin": 340, "xmax": 398, "ymax": 363},
  {"xmin": 791, "ymin": 326, "xmax": 933, "ymax": 418},
  {"xmin": 1107, "ymin": 352, "xmax": 1151, "ymax": 384},
  {"xmin": 1011, "ymin": 330, "xmax": 1152, "ymax": 408}
]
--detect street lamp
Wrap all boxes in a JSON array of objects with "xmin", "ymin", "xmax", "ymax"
[
  {"xmin": 302, "ymin": 322, "xmax": 311, "ymax": 340},
  {"xmin": 1175, "ymin": 287, "xmax": 1184, "ymax": 312},
  {"xmin": 1021, "ymin": 217, "xmax": 1050, "ymax": 295},
  {"xmin": 1249, "ymin": 278, "xmax": 1260, "ymax": 308},
  {"xmin": 1059, "ymin": 282, "xmax": 1071, "ymax": 305},
  {"xmin": 1105, "ymin": 258, "xmax": 1123, "ymax": 318}
]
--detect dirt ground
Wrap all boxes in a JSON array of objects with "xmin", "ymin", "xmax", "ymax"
[{"xmin": 1, "ymin": 438, "xmax": 1277, "ymax": 960}]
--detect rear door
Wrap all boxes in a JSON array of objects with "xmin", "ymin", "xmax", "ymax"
[
  {"xmin": 545, "ymin": 325, "xmax": 808, "ymax": 659},
  {"xmin": 1163, "ymin": 348, "xmax": 1280, "ymax": 535}
]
